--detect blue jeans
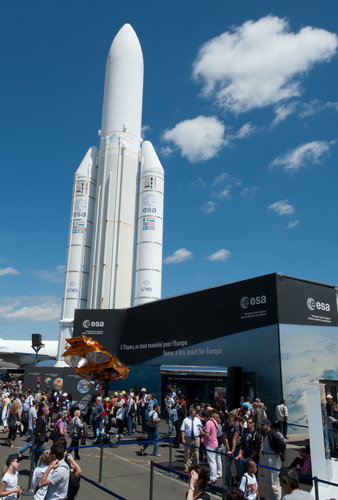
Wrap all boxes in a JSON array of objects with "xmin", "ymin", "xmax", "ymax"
[
  {"xmin": 19, "ymin": 428, "xmax": 34, "ymax": 456},
  {"xmin": 168, "ymin": 419, "xmax": 173, "ymax": 435},
  {"xmin": 127, "ymin": 413, "xmax": 133, "ymax": 435},
  {"xmin": 142, "ymin": 427, "xmax": 159, "ymax": 455}
]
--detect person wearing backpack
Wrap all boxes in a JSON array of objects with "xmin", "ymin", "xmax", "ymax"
[
  {"xmin": 239, "ymin": 460, "xmax": 260, "ymax": 500},
  {"xmin": 69, "ymin": 410, "xmax": 84, "ymax": 461},
  {"xmin": 238, "ymin": 417, "xmax": 262, "ymax": 478},
  {"xmin": 261, "ymin": 419, "xmax": 286, "ymax": 500},
  {"xmin": 139, "ymin": 403, "xmax": 161, "ymax": 456}
]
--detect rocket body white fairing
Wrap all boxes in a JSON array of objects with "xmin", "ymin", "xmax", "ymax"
[
  {"xmin": 101, "ymin": 23, "xmax": 143, "ymax": 144},
  {"xmin": 88, "ymin": 24, "xmax": 144, "ymax": 309}
]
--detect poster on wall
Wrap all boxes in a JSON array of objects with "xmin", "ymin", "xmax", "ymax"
[{"xmin": 24, "ymin": 366, "xmax": 95, "ymax": 405}]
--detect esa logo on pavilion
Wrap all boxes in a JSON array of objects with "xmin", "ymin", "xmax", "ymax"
[
  {"xmin": 82, "ymin": 319, "xmax": 105, "ymax": 329},
  {"xmin": 240, "ymin": 295, "xmax": 267, "ymax": 310},
  {"xmin": 306, "ymin": 297, "xmax": 330, "ymax": 312}
]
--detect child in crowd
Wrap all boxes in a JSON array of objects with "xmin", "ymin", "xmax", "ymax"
[
  {"xmin": 0, "ymin": 454, "xmax": 22, "ymax": 499},
  {"xmin": 32, "ymin": 450, "xmax": 54, "ymax": 500},
  {"xmin": 239, "ymin": 460, "xmax": 260, "ymax": 500}
]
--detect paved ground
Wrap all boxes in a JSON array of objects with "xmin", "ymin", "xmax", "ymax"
[{"xmin": 0, "ymin": 423, "xmax": 312, "ymax": 499}]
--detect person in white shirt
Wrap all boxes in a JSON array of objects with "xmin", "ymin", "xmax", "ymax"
[
  {"xmin": 32, "ymin": 450, "xmax": 53, "ymax": 500},
  {"xmin": 0, "ymin": 453, "xmax": 22, "ymax": 499},
  {"xmin": 181, "ymin": 408, "xmax": 204, "ymax": 473},
  {"xmin": 239, "ymin": 460, "xmax": 260, "ymax": 500},
  {"xmin": 275, "ymin": 400, "xmax": 288, "ymax": 438},
  {"xmin": 19, "ymin": 401, "xmax": 38, "ymax": 458}
]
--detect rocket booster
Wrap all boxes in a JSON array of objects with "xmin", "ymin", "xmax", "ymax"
[
  {"xmin": 135, "ymin": 141, "xmax": 164, "ymax": 305},
  {"xmin": 57, "ymin": 147, "xmax": 98, "ymax": 362},
  {"xmin": 88, "ymin": 24, "xmax": 144, "ymax": 309}
]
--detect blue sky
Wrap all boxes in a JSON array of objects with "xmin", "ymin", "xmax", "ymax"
[{"xmin": 1, "ymin": 1, "xmax": 338, "ymax": 340}]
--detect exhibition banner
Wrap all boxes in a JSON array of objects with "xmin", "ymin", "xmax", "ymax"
[
  {"xmin": 276, "ymin": 275, "xmax": 338, "ymax": 326},
  {"xmin": 74, "ymin": 274, "xmax": 278, "ymax": 363}
]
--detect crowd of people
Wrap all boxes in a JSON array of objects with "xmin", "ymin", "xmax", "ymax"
[{"xmin": 0, "ymin": 377, "xmax": 333, "ymax": 500}]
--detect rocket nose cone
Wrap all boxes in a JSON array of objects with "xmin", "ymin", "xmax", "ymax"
[
  {"xmin": 76, "ymin": 146, "xmax": 98, "ymax": 176},
  {"xmin": 142, "ymin": 141, "xmax": 164, "ymax": 175},
  {"xmin": 108, "ymin": 23, "xmax": 143, "ymax": 61}
]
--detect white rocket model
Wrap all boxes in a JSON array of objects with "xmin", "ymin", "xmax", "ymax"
[{"xmin": 57, "ymin": 24, "xmax": 164, "ymax": 363}]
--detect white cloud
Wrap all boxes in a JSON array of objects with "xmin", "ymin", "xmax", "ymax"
[
  {"xmin": 216, "ymin": 188, "xmax": 230, "ymax": 199},
  {"xmin": 207, "ymin": 249, "xmax": 232, "ymax": 262},
  {"xmin": 0, "ymin": 296, "xmax": 60, "ymax": 322},
  {"xmin": 141, "ymin": 125, "xmax": 150, "ymax": 138},
  {"xmin": 299, "ymin": 99, "xmax": 322, "ymax": 118},
  {"xmin": 270, "ymin": 140, "xmax": 335, "ymax": 172},
  {"xmin": 0, "ymin": 267, "xmax": 20, "ymax": 277},
  {"xmin": 162, "ymin": 115, "xmax": 226, "ymax": 162},
  {"xmin": 160, "ymin": 145, "xmax": 173, "ymax": 157},
  {"xmin": 201, "ymin": 201, "xmax": 216, "ymax": 214},
  {"xmin": 272, "ymin": 102, "xmax": 298, "ymax": 126},
  {"xmin": 299, "ymin": 99, "xmax": 338, "ymax": 118},
  {"xmin": 164, "ymin": 248, "xmax": 193, "ymax": 264},
  {"xmin": 232, "ymin": 122, "xmax": 256, "ymax": 139},
  {"xmin": 326, "ymin": 102, "xmax": 338, "ymax": 111},
  {"xmin": 191, "ymin": 177, "xmax": 207, "ymax": 189},
  {"xmin": 193, "ymin": 16, "xmax": 338, "ymax": 113},
  {"xmin": 211, "ymin": 172, "xmax": 229, "ymax": 186},
  {"xmin": 240, "ymin": 186, "xmax": 259, "ymax": 198},
  {"xmin": 285, "ymin": 220, "xmax": 299, "ymax": 229},
  {"xmin": 31, "ymin": 265, "xmax": 65, "ymax": 283},
  {"xmin": 268, "ymin": 199, "xmax": 295, "ymax": 216}
]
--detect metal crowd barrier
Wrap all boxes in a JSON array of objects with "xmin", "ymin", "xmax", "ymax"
[
  {"xmin": 21, "ymin": 438, "xmax": 170, "ymax": 498},
  {"xmin": 166, "ymin": 436, "xmax": 338, "ymax": 500},
  {"xmin": 20, "ymin": 430, "xmax": 338, "ymax": 500}
]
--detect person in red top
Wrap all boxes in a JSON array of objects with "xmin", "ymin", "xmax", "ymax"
[
  {"xmin": 102, "ymin": 398, "xmax": 110, "ymax": 424},
  {"xmin": 203, "ymin": 411, "xmax": 219, "ymax": 484}
]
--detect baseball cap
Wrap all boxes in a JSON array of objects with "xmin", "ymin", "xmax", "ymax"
[
  {"xmin": 6, "ymin": 454, "xmax": 22, "ymax": 466},
  {"xmin": 260, "ymin": 419, "xmax": 271, "ymax": 426}
]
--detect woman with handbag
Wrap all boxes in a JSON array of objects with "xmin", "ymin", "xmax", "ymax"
[
  {"xmin": 7, "ymin": 401, "xmax": 21, "ymax": 447},
  {"xmin": 69, "ymin": 410, "xmax": 84, "ymax": 461},
  {"xmin": 50, "ymin": 412, "xmax": 67, "ymax": 442}
]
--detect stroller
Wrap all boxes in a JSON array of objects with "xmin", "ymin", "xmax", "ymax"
[{"xmin": 94, "ymin": 418, "xmax": 121, "ymax": 448}]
